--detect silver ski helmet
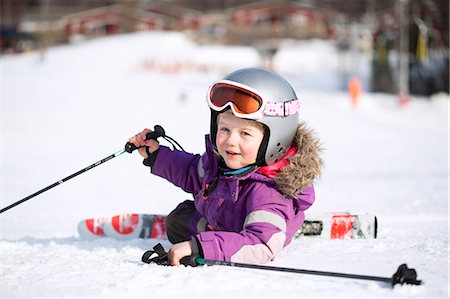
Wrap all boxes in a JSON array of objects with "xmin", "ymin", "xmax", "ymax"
[{"xmin": 207, "ymin": 67, "xmax": 300, "ymax": 166}]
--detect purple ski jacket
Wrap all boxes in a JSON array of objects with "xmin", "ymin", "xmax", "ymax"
[{"xmin": 151, "ymin": 124, "xmax": 322, "ymax": 264}]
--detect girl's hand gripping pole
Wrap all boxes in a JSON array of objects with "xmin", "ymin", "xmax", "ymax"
[{"xmin": 125, "ymin": 125, "xmax": 165, "ymax": 153}]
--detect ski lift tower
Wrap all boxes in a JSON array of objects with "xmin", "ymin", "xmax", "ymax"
[{"xmin": 398, "ymin": 0, "xmax": 409, "ymax": 104}]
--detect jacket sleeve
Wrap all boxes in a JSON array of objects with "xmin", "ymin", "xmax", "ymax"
[
  {"xmin": 150, "ymin": 146, "xmax": 203, "ymax": 195},
  {"xmin": 195, "ymin": 187, "xmax": 305, "ymax": 264}
]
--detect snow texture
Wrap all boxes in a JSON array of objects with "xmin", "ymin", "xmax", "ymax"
[{"xmin": 1, "ymin": 31, "xmax": 449, "ymax": 298}]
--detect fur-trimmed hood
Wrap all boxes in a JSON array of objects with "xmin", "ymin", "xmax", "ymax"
[{"xmin": 269, "ymin": 122, "xmax": 323, "ymax": 198}]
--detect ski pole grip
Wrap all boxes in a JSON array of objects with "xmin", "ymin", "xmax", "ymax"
[
  {"xmin": 180, "ymin": 255, "xmax": 200, "ymax": 267},
  {"xmin": 125, "ymin": 125, "xmax": 166, "ymax": 153}
]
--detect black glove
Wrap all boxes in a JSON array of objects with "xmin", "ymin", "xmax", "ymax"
[{"xmin": 143, "ymin": 148, "xmax": 159, "ymax": 167}]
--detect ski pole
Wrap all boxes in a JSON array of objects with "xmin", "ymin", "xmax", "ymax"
[
  {"xmin": 0, "ymin": 126, "xmax": 166, "ymax": 214},
  {"xmin": 142, "ymin": 243, "xmax": 422, "ymax": 287},
  {"xmin": 194, "ymin": 258, "xmax": 422, "ymax": 287}
]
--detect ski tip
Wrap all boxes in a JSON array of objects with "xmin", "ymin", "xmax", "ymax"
[{"xmin": 77, "ymin": 218, "xmax": 106, "ymax": 240}]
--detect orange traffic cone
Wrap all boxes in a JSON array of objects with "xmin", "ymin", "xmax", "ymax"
[{"xmin": 348, "ymin": 77, "xmax": 362, "ymax": 108}]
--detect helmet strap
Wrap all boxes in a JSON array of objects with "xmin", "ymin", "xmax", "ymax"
[
  {"xmin": 256, "ymin": 124, "xmax": 270, "ymax": 166},
  {"xmin": 210, "ymin": 110, "xmax": 220, "ymax": 150}
]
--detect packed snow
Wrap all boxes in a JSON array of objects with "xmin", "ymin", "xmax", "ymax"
[{"xmin": 1, "ymin": 31, "xmax": 449, "ymax": 298}]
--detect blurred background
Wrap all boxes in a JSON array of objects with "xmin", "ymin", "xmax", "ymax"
[{"xmin": 1, "ymin": 0, "xmax": 449, "ymax": 98}]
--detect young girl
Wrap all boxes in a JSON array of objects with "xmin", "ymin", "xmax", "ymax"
[{"xmin": 129, "ymin": 68, "xmax": 323, "ymax": 266}]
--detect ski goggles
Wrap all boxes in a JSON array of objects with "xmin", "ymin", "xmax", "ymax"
[{"xmin": 206, "ymin": 80, "xmax": 300, "ymax": 119}]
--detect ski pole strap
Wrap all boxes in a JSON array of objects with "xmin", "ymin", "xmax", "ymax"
[
  {"xmin": 142, "ymin": 243, "xmax": 170, "ymax": 266},
  {"xmin": 141, "ymin": 243, "xmax": 199, "ymax": 267}
]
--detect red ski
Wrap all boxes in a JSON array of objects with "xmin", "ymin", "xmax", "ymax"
[
  {"xmin": 78, "ymin": 214, "xmax": 167, "ymax": 241},
  {"xmin": 78, "ymin": 212, "xmax": 377, "ymax": 241}
]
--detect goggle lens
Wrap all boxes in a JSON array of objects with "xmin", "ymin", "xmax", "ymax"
[{"xmin": 209, "ymin": 83, "xmax": 263, "ymax": 114}]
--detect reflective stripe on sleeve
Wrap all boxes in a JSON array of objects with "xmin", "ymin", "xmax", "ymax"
[{"xmin": 243, "ymin": 210, "xmax": 287, "ymax": 233}]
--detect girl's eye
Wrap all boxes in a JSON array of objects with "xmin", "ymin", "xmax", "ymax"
[
  {"xmin": 242, "ymin": 131, "xmax": 251, "ymax": 136},
  {"xmin": 220, "ymin": 127, "xmax": 229, "ymax": 132}
]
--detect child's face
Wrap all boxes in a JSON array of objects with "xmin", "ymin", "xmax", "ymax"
[{"xmin": 216, "ymin": 112, "xmax": 264, "ymax": 169}]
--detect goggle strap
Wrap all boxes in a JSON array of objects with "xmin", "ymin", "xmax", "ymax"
[{"xmin": 264, "ymin": 99, "xmax": 300, "ymax": 117}]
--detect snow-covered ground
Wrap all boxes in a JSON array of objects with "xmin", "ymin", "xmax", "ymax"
[{"xmin": 1, "ymin": 31, "xmax": 448, "ymax": 298}]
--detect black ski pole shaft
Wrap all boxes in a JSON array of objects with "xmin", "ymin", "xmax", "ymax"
[
  {"xmin": 1, "ymin": 125, "xmax": 166, "ymax": 214},
  {"xmin": 194, "ymin": 259, "xmax": 422, "ymax": 286},
  {"xmin": 196, "ymin": 258, "xmax": 390, "ymax": 283},
  {"xmin": 0, "ymin": 149, "xmax": 126, "ymax": 214}
]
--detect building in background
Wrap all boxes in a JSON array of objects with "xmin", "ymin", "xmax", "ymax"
[{"xmin": 1, "ymin": 0, "xmax": 448, "ymax": 96}]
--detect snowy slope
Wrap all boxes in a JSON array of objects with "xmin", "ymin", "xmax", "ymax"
[{"xmin": 1, "ymin": 31, "xmax": 448, "ymax": 298}]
